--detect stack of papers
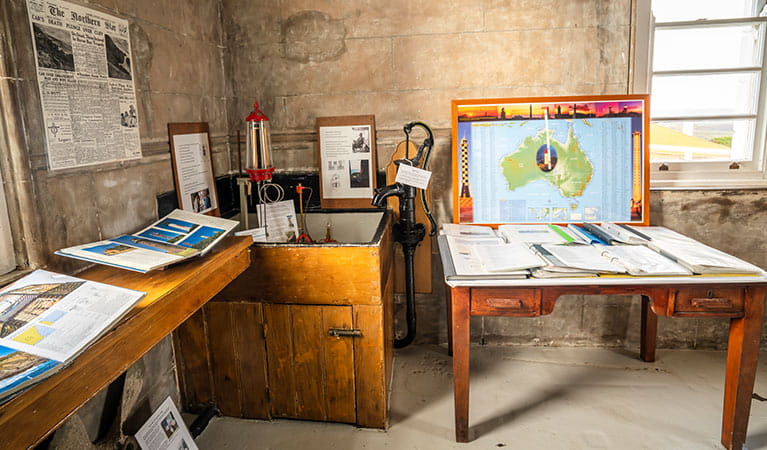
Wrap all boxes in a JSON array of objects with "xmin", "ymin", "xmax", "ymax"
[{"xmin": 440, "ymin": 223, "xmax": 765, "ymax": 280}]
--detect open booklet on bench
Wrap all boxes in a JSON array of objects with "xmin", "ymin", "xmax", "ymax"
[
  {"xmin": 0, "ymin": 270, "xmax": 145, "ymax": 403},
  {"xmin": 55, "ymin": 210, "xmax": 239, "ymax": 273}
]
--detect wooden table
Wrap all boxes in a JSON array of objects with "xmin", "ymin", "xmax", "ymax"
[
  {"xmin": 0, "ymin": 236, "xmax": 251, "ymax": 450},
  {"xmin": 438, "ymin": 236, "xmax": 767, "ymax": 450}
]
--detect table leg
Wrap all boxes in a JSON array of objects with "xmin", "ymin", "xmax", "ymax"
[
  {"xmin": 721, "ymin": 286, "xmax": 765, "ymax": 450},
  {"xmin": 446, "ymin": 287, "xmax": 453, "ymax": 356},
  {"xmin": 451, "ymin": 286, "xmax": 471, "ymax": 442},
  {"xmin": 640, "ymin": 295, "xmax": 657, "ymax": 362}
]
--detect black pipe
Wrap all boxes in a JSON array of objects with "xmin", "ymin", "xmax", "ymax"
[
  {"xmin": 373, "ymin": 121, "xmax": 434, "ymax": 349},
  {"xmin": 393, "ymin": 190, "xmax": 421, "ymax": 348},
  {"xmin": 189, "ymin": 404, "xmax": 220, "ymax": 438},
  {"xmin": 395, "ymin": 242, "xmax": 417, "ymax": 348}
]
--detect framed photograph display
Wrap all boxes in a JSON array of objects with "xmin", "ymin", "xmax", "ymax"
[
  {"xmin": 452, "ymin": 95, "xmax": 650, "ymax": 226},
  {"xmin": 168, "ymin": 122, "xmax": 219, "ymax": 217},
  {"xmin": 317, "ymin": 115, "xmax": 377, "ymax": 209}
]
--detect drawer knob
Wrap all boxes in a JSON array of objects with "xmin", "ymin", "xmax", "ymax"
[
  {"xmin": 691, "ymin": 298, "xmax": 733, "ymax": 309},
  {"xmin": 486, "ymin": 298, "xmax": 524, "ymax": 309},
  {"xmin": 328, "ymin": 328, "xmax": 362, "ymax": 338}
]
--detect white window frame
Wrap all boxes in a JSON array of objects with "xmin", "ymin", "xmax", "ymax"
[{"xmin": 635, "ymin": 0, "xmax": 767, "ymax": 189}]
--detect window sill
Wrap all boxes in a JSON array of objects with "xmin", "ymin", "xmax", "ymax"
[{"xmin": 650, "ymin": 169, "xmax": 767, "ymax": 190}]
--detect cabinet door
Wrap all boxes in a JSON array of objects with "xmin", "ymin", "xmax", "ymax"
[
  {"xmin": 264, "ymin": 304, "xmax": 356, "ymax": 423},
  {"xmin": 173, "ymin": 301, "xmax": 270, "ymax": 420}
]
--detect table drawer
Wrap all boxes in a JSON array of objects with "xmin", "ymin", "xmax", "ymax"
[
  {"xmin": 471, "ymin": 288, "xmax": 541, "ymax": 316},
  {"xmin": 672, "ymin": 287, "xmax": 744, "ymax": 317}
]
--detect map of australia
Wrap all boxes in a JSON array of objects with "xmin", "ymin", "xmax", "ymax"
[{"xmin": 500, "ymin": 125, "xmax": 593, "ymax": 198}]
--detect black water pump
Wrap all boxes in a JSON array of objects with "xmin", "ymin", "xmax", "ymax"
[{"xmin": 372, "ymin": 121, "xmax": 436, "ymax": 348}]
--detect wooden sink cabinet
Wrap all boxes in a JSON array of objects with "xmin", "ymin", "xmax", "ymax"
[{"xmin": 173, "ymin": 212, "xmax": 394, "ymax": 428}]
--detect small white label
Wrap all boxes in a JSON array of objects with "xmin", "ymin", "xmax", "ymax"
[
  {"xmin": 395, "ymin": 164, "xmax": 432, "ymax": 189},
  {"xmin": 235, "ymin": 227, "xmax": 267, "ymax": 242}
]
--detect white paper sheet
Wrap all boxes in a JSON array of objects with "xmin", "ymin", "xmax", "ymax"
[{"xmin": 135, "ymin": 397, "xmax": 198, "ymax": 450}]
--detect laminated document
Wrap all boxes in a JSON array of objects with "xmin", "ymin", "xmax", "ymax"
[
  {"xmin": 472, "ymin": 242, "xmax": 546, "ymax": 273},
  {"xmin": 639, "ymin": 227, "xmax": 764, "ymax": 274},
  {"xmin": 599, "ymin": 245, "xmax": 692, "ymax": 276},
  {"xmin": 443, "ymin": 235, "xmax": 528, "ymax": 280},
  {"xmin": 56, "ymin": 210, "xmax": 238, "ymax": 272},
  {"xmin": 136, "ymin": 396, "xmax": 198, "ymax": 450},
  {"xmin": 534, "ymin": 244, "xmax": 626, "ymax": 274},
  {"xmin": 0, "ymin": 270, "xmax": 144, "ymax": 402}
]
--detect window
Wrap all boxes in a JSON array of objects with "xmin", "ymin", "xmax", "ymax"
[{"xmin": 646, "ymin": 0, "xmax": 767, "ymax": 188}]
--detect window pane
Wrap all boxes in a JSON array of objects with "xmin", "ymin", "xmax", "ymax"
[
  {"xmin": 651, "ymin": 72, "xmax": 760, "ymax": 117},
  {"xmin": 650, "ymin": 119, "xmax": 755, "ymax": 162},
  {"xmin": 652, "ymin": 0, "xmax": 759, "ymax": 22},
  {"xmin": 653, "ymin": 24, "xmax": 763, "ymax": 71}
]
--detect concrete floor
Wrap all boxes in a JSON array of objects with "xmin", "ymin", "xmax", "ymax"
[{"xmin": 195, "ymin": 345, "xmax": 767, "ymax": 450}]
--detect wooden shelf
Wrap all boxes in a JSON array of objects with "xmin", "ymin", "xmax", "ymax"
[{"xmin": 0, "ymin": 236, "xmax": 252, "ymax": 450}]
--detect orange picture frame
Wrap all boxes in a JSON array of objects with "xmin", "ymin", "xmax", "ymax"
[{"xmin": 451, "ymin": 94, "xmax": 651, "ymax": 226}]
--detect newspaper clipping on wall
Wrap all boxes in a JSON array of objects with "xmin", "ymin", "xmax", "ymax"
[{"xmin": 26, "ymin": 0, "xmax": 141, "ymax": 170}]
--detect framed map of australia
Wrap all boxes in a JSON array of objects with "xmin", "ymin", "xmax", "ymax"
[{"xmin": 451, "ymin": 95, "xmax": 650, "ymax": 226}]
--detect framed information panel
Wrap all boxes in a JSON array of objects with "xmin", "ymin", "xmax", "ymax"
[
  {"xmin": 168, "ymin": 122, "xmax": 219, "ymax": 217},
  {"xmin": 317, "ymin": 115, "xmax": 378, "ymax": 209},
  {"xmin": 452, "ymin": 95, "xmax": 650, "ymax": 226}
]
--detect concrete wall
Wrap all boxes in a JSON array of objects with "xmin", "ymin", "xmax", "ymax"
[
  {"xmin": 222, "ymin": 0, "xmax": 767, "ymax": 351},
  {"xmin": 223, "ymin": 0, "xmax": 632, "ymax": 171},
  {"xmin": 1, "ymin": 0, "xmax": 228, "ymax": 446},
  {"xmin": 1, "ymin": 0, "xmax": 766, "ymax": 447},
  {"xmin": 2, "ymin": 0, "xmax": 231, "ymax": 275}
]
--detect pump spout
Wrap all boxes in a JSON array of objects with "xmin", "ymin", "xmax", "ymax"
[{"xmin": 372, "ymin": 183, "xmax": 405, "ymax": 207}]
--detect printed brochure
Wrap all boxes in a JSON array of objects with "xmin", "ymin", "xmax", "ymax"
[{"xmin": 56, "ymin": 210, "xmax": 238, "ymax": 273}]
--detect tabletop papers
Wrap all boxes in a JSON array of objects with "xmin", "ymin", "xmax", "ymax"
[{"xmin": 441, "ymin": 223, "xmax": 765, "ymax": 280}]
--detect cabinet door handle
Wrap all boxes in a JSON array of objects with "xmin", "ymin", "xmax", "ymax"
[
  {"xmin": 328, "ymin": 328, "xmax": 362, "ymax": 338},
  {"xmin": 690, "ymin": 298, "xmax": 733, "ymax": 309}
]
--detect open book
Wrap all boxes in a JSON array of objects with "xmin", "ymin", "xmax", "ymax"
[
  {"xmin": 599, "ymin": 245, "xmax": 692, "ymax": 276},
  {"xmin": 639, "ymin": 227, "xmax": 763, "ymax": 274},
  {"xmin": 442, "ymin": 235, "xmax": 532, "ymax": 280},
  {"xmin": 56, "ymin": 210, "xmax": 239, "ymax": 273},
  {"xmin": 532, "ymin": 244, "xmax": 626, "ymax": 274},
  {"xmin": 0, "ymin": 270, "xmax": 145, "ymax": 402}
]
